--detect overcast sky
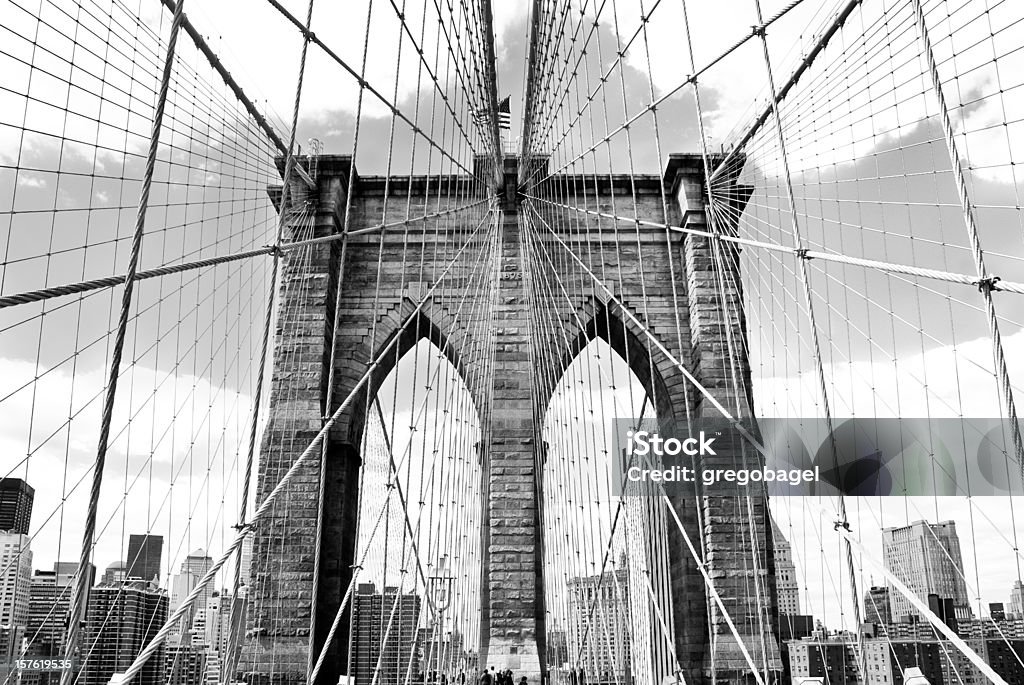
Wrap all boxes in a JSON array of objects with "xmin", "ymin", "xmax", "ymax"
[{"xmin": 3, "ymin": 0, "xmax": 1024, "ymax": 665}]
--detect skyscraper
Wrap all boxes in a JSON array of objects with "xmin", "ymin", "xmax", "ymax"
[
  {"xmin": 417, "ymin": 626, "xmax": 465, "ymax": 677},
  {"xmin": 27, "ymin": 561, "xmax": 94, "ymax": 673},
  {"xmin": 169, "ymin": 549, "xmax": 214, "ymax": 645},
  {"xmin": 621, "ymin": 444, "xmax": 677, "ymax": 685},
  {"xmin": 170, "ymin": 550, "xmax": 213, "ymax": 611},
  {"xmin": 0, "ymin": 531, "xmax": 32, "ymax": 662},
  {"xmin": 164, "ymin": 643, "xmax": 207, "ymax": 685},
  {"xmin": 0, "ymin": 478, "xmax": 34, "ymax": 535},
  {"xmin": 126, "ymin": 534, "xmax": 163, "ymax": 583},
  {"xmin": 215, "ymin": 592, "xmax": 247, "ymax": 685},
  {"xmin": 863, "ymin": 585, "xmax": 892, "ymax": 627},
  {"xmin": 882, "ymin": 520, "xmax": 971, "ymax": 623},
  {"xmin": 566, "ymin": 568, "xmax": 631, "ymax": 685},
  {"xmin": 199, "ymin": 592, "xmax": 245, "ymax": 656},
  {"xmin": 351, "ymin": 583, "xmax": 422, "ymax": 685},
  {"xmin": 546, "ymin": 624, "xmax": 569, "ymax": 670},
  {"xmin": 772, "ymin": 518, "xmax": 801, "ymax": 616},
  {"xmin": 80, "ymin": 580, "xmax": 168, "ymax": 685},
  {"xmin": 102, "ymin": 562, "xmax": 128, "ymax": 586},
  {"xmin": 238, "ymin": 536, "xmax": 253, "ymax": 590},
  {"xmin": 1010, "ymin": 580, "xmax": 1024, "ymax": 618}
]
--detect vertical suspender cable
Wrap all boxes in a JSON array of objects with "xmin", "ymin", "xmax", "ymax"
[
  {"xmin": 224, "ymin": 0, "xmax": 317, "ymax": 678},
  {"xmin": 479, "ymin": 0, "xmax": 504, "ymax": 189},
  {"xmin": 61, "ymin": 3, "xmax": 188, "ymax": 683},
  {"xmin": 748, "ymin": 5, "xmax": 865, "ymax": 677},
  {"xmin": 519, "ymin": 0, "xmax": 544, "ymax": 184}
]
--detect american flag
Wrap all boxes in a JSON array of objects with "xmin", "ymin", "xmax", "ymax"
[
  {"xmin": 497, "ymin": 96, "xmax": 511, "ymax": 130},
  {"xmin": 474, "ymin": 96, "xmax": 511, "ymax": 131}
]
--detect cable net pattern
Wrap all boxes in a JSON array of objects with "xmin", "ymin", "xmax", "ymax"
[{"xmin": 1, "ymin": 0, "xmax": 1024, "ymax": 684}]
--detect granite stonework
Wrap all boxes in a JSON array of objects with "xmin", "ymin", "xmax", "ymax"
[{"xmin": 243, "ymin": 153, "xmax": 780, "ymax": 685}]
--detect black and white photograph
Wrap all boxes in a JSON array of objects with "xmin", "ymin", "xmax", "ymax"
[{"xmin": 1, "ymin": 0, "xmax": 1024, "ymax": 684}]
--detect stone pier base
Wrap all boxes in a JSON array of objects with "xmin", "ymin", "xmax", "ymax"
[{"xmin": 484, "ymin": 638, "xmax": 542, "ymax": 684}]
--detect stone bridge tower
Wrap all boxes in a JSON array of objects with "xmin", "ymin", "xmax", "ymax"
[{"xmin": 244, "ymin": 153, "xmax": 781, "ymax": 685}]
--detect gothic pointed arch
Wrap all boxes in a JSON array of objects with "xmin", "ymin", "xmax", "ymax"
[{"xmin": 330, "ymin": 296, "xmax": 489, "ymax": 451}]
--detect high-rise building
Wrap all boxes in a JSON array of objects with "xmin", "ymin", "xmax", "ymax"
[
  {"xmin": 190, "ymin": 593, "xmax": 225, "ymax": 651},
  {"xmin": 351, "ymin": 583, "xmax": 422, "ymax": 685},
  {"xmin": 200, "ymin": 592, "xmax": 245, "ymax": 658},
  {"xmin": 566, "ymin": 568, "xmax": 631, "ymax": 685},
  {"xmin": 101, "ymin": 562, "xmax": 128, "ymax": 586},
  {"xmin": 199, "ymin": 590, "xmax": 247, "ymax": 685},
  {"xmin": 786, "ymin": 637, "xmax": 861, "ymax": 684},
  {"xmin": 0, "ymin": 531, "xmax": 32, "ymax": 661},
  {"xmin": 863, "ymin": 586, "xmax": 892, "ymax": 627},
  {"xmin": 787, "ymin": 632, "xmax": 1024, "ymax": 685},
  {"xmin": 169, "ymin": 550, "xmax": 214, "ymax": 646},
  {"xmin": 620, "ymin": 439, "xmax": 679, "ymax": 685},
  {"xmin": 164, "ymin": 643, "xmax": 207, "ymax": 685},
  {"xmin": 882, "ymin": 520, "xmax": 971, "ymax": 623},
  {"xmin": 416, "ymin": 626, "xmax": 465, "ymax": 677},
  {"xmin": 0, "ymin": 478, "xmax": 34, "ymax": 535},
  {"xmin": 772, "ymin": 518, "xmax": 801, "ymax": 616},
  {"xmin": 1010, "ymin": 580, "xmax": 1024, "ymax": 618},
  {"xmin": 203, "ymin": 650, "xmax": 222, "ymax": 685},
  {"xmin": 546, "ymin": 624, "xmax": 569, "ymax": 669},
  {"xmin": 170, "ymin": 549, "xmax": 213, "ymax": 612},
  {"xmin": 80, "ymin": 580, "xmax": 168, "ymax": 685},
  {"xmin": 26, "ymin": 562, "xmax": 94, "ymax": 671},
  {"xmin": 238, "ymin": 536, "xmax": 253, "ymax": 590},
  {"xmin": 126, "ymin": 535, "xmax": 163, "ymax": 584},
  {"xmin": 862, "ymin": 638, "xmax": 944, "ymax": 685},
  {"xmin": 190, "ymin": 596, "xmax": 210, "ymax": 648}
]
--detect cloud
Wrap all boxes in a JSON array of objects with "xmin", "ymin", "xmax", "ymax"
[
  {"xmin": 581, "ymin": 0, "xmax": 1024, "ymax": 186},
  {"xmin": 753, "ymin": 322, "xmax": 1024, "ymax": 419},
  {"xmin": 181, "ymin": 0, "xmax": 501, "ymax": 122},
  {"xmin": 0, "ymin": 355, "xmax": 251, "ymax": 580}
]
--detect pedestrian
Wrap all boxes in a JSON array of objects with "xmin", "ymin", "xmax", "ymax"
[{"xmin": 480, "ymin": 669, "xmax": 492, "ymax": 685}]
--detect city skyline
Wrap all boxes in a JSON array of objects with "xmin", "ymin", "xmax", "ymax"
[{"xmin": 0, "ymin": 484, "xmax": 248, "ymax": 685}]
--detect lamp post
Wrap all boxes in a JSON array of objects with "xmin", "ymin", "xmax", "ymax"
[{"xmin": 428, "ymin": 556, "xmax": 455, "ymax": 680}]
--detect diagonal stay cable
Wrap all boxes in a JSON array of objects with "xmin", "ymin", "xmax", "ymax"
[
  {"xmin": 114, "ymin": 206, "xmax": 494, "ymax": 685},
  {"xmin": 908, "ymin": 0, "xmax": 1024, "ymax": 481},
  {"xmin": 709, "ymin": 0, "xmax": 866, "ymax": 185},
  {"xmin": 803, "ymin": 499, "xmax": 1009, "ymax": 685},
  {"xmin": 291, "ymin": 204, "xmax": 500, "ymax": 684},
  {"xmin": 0, "ymin": 200, "xmax": 490, "ymax": 310},
  {"xmin": 523, "ymin": 198, "xmax": 772, "ymax": 456},
  {"xmin": 525, "ymin": 195, "xmax": 1024, "ymax": 295},
  {"xmin": 518, "ymin": 0, "xmax": 811, "ymax": 189},
  {"xmin": 60, "ymin": 1, "xmax": 189, "ymax": 681},
  {"xmin": 260, "ymin": 0, "xmax": 487, "ymax": 184},
  {"xmin": 157, "ymin": 0, "xmax": 317, "ymax": 188}
]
